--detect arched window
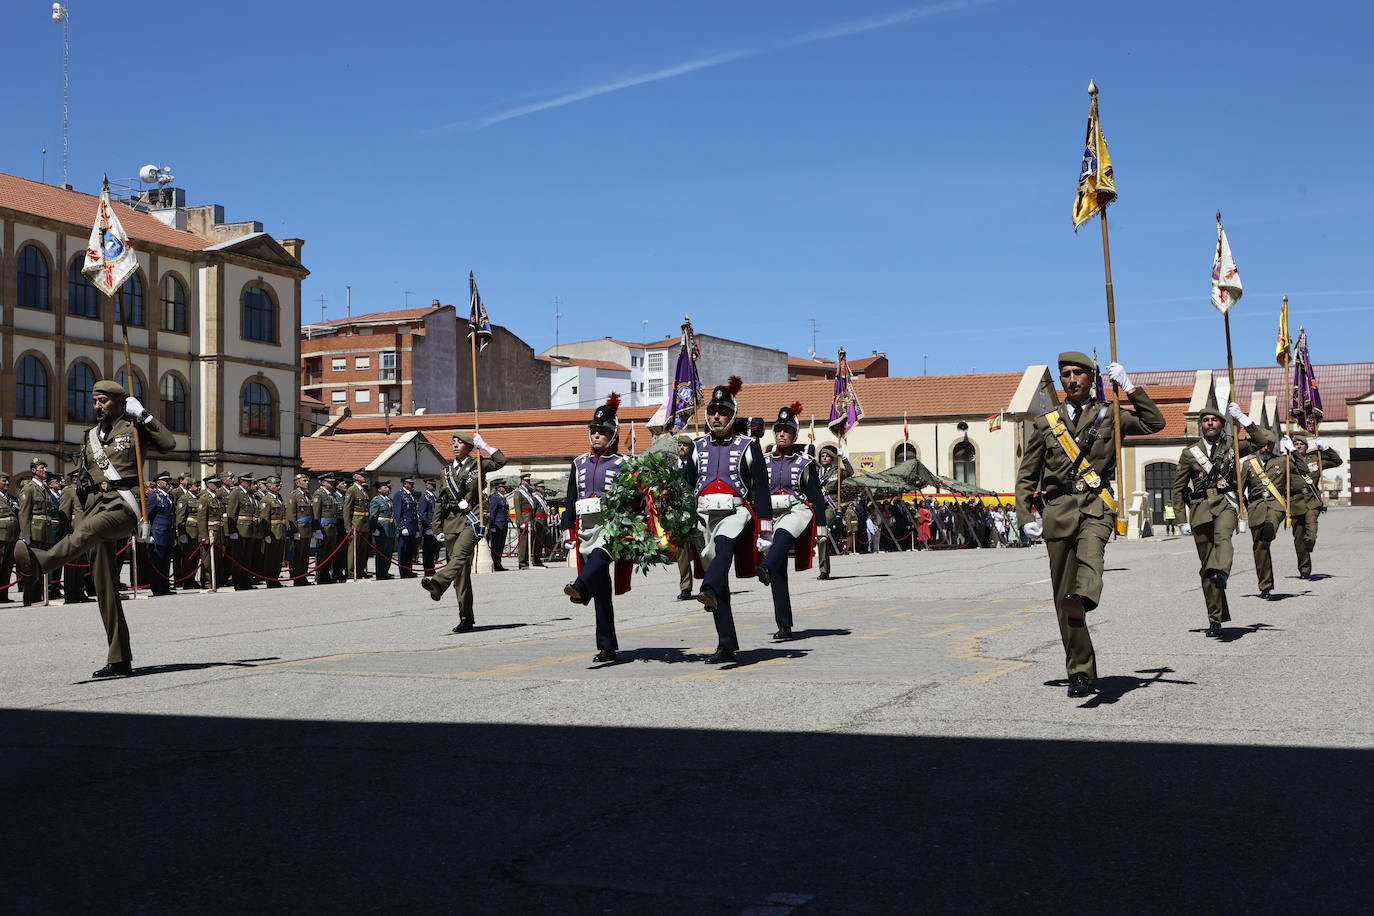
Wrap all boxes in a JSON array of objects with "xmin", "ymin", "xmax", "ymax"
[
  {"xmin": 161, "ymin": 274, "xmax": 188, "ymax": 333},
  {"xmin": 67, "ymin": 361, "xmax": 98, "ymax": 423},
  {"xmin": 68, "ymin": 255, "xmax": 99, "ymax": 318},
  {"xmin": 115, "ymin": 272, "xmax": 145, "ymax": 326},
  {"xmin": 241, "ymin": 380, "xmax": 276, "ymax": 437},
  {"xmin": 16, "ymin": 355, "xmax": 49, "ymax": 418},
  {"xmin": 952, "ymin": 441, "xmax": 977, "ymax": 486},
  {"xmin": 242, "ymin": 285, "xmax": 277, "ymax": 343},
  {"xmin": 1144, "ymin": 461, "xmax": 1179, "ymax": 526},
  {"xmin": 115, "ymin": 367, "xmax": 146, "ymax": 401},
  {"xmin": 161, "ymin": 373, "xmax": 189, "ymax": 433},
  {"xmin": 17, "ymin": 244, "xmax": 51, "ymax": 311},
  {"xmin": 893, "ymin": 442, "xmax": 918, "ymax": 463}
]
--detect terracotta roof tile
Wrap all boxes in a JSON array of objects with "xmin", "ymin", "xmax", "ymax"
[
  {"xmin": 299, "ymin": 433, "xmax": 406, "ymax": 472},
  {"xmin": 419, "ymin": 423, "xmax": 656, "ymax": 460},
  {"xmin": 0, "ymin": 171, "xmax": 212, "ymax": 252},
  {"xmin": 726, "ymin": 374, "xmax": 1024, "ymax": 420},
  {"xmin": 1135, "ymin": 362, "xmax": 1374, "ymax": 420},
  {"xmin": 788, "ymin": 355, "xmax": 835, "ymax": 367},
  {"xmin": 536, "ymin": 356, "xmax": 630, "ymax": 371},
  {"xmin": 306, "ymin": 306, "xmax": 443, "ymax": 328}
]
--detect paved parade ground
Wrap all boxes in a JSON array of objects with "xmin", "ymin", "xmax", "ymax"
[{"xmin": 4, "ymin": 509, "xmax": 1371, "ymax": 913}]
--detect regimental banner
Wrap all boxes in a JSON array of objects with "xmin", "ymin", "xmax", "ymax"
[
  {"xmin": 83, "ymin": 178, "xmax": 139, "ymax": 298},
  {"xmin": 665, "ymin": 317, "xmax": 703, "ymax": 435},
  {"xmin": 1210, "ymin": 215, "xmax": 1244, "ymax": 314},
  {"xmin": 828, "ymin": 348, "xmax": 864, "ymax": 439},
  {"xmin": 986, "ymin": 411, "xmax": 1003, "ymax": 432},
  {"xmin": 468, "ymin": 271, "xmax": 492, "ymax": 352},
  {"xmin": 1072, "ymin": 82, "xmax": 1117, "ymax": 230}
]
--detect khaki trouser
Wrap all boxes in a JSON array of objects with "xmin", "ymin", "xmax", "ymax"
[
  {"xmin": 677, "ymin": 548, "xmax": 693, "ymax": 593},
  {"xmin": 1189, "ymin": 508, "xmax": 1235, "ymax": 624},
  {"xmin": 315, "ymin": 526, "xmax": 340, "ymax": 583},
  {"xmin": 1291, "ymin": 506, "xmax": 1320, "ymax": 576},
  {"xmin": 32, "ymin": 493, "xmax": 137, "ymax": 664},
  {"xmin": 431, "ymin": 523, "xmax": 481, "ymax": 625},
  {"xmin": 1043, "ymin": 513, "xmax": 1112, "ymax": 680},
  {"xmin": 347, "ymin": 525, "xmax": 368, "ymax": 579},
  {"xmin": 1247, "ymin": 500, "xmax": 1283, "ymax": 592},
  {"xmin": 288, "ymin": 532, "xmax": 311, "ymax": 583},
  {"xmin": 261, "ymin": 536, "xmax": 286, "ymax": 586}
]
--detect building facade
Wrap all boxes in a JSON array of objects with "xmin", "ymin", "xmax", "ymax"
[
  {"xmin": 541, "ymin": 355, "xmax": 631, "ymax": 410},
  {"xmin": 0, "ymin": 171, "xmax": 305, "ymax": 481}
]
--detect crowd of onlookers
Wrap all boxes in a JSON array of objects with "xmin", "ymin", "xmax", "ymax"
[{"xmin": 837, "ymin": 496, "xmax": 1032, "ymax": 554}]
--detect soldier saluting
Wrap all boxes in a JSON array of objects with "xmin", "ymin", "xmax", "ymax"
[
  {"xmin": 1015, "ymin": 354, "xmax": 1163, "ymax": 698},
  {"xmin": 14, "ymin": 380, "xmax": 175, "ymax": 678},
  {"xmin": 421, "ymin": 431, "xmax": 507, "ymax": 632}
]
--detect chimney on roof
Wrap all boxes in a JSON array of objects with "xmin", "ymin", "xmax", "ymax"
[
  {"xmin": 280, "ymin": 238, "xmax": 305, "ymax": 263},
  {"xmin": 186, "ymin": 204, "xmax": 263, "ymax": 243}
]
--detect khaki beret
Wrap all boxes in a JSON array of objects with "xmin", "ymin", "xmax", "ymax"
[
  {"xmin": 30, "ymin": 457, "xmax": 48, "ymax": 468},
  {"xmin": 1057, "ymin": 352, "xmax": 1095, "ymax": 371},
  {"xmin": 1289, "ymin": 431, "xmax": 1309, "ymax": 443},
  {"xmin": 451, "ymin": 431, "xmax": 475, "ymax": 445},
  {"xmin": 92, "ymin": 379, "xmax": 127, "ymax": 398},
  {"xmin": 295, "ymin": 473, "xmax": 310, "ymax": 482},
  {"xmin": 675, "ymin": 433, "xmax": 694, "ymax": 446},
  {"xmin": 1198, "ymin": 407, "xmax": 1225, "ymax": 421}
]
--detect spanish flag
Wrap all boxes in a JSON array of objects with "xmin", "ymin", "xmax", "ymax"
[
  {"xmin": 1072, "ymin": 81, "xmax": 1117, "ymax": 230},
  {"xmin": 1276, "ymin": 297, "xmax": 1291, "ymax": 367}
]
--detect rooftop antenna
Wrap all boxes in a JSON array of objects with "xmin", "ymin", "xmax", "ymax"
[
  {"xmin": 554, "ymin": 295, "xmax": 561, "ymax": 357},
  {"xmin": 808, "ymin": 318, "xmax": 818, "ymax": 358},
  {"xmin": 404, "ymin": 289, "xmax": 413, "ymax": 307},
  {"xmin": 40, "ymin": 147, "xmax": 47, "ymax": 183},
  {"xmin": 316, "ymin": 293, "xmax": 327, "ymax": 324},
  {"xmin": 52, "ymin": 3, "xmax": 70, "ymax": 187},
  {"xmin": 345, "ymin": 285, "xmax": 351, "ymax": 318}
]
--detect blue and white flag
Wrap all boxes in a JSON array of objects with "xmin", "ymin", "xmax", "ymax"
[{"xmin": 83, "ymin": 177, "xmax": 139, "ymax": 298}]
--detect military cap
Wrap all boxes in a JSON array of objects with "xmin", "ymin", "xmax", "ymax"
[
  {"xmin": 773, "ymin": 402, "xmax": 802, "ymax": 434},
  {"xmin": 220, "ymin": 469, "xmax": 237, "ymax": 479},
  {"xmin": 818, "ymin": 443, "xmax": 839, "ymax": 455},
  {"xmin": 201, "ymin": 475, "xmax": 220, "ymax": 484},
  {"xmin": 295, "ymin": 473, "xmax": 310, "ymax": 482},
  {"xmin": 424, "ymin": 477, "xmax": 437, "ymax": 484},
  {"xmin": 1289, "ymin": 431, "xmax": 1309, "ymax": 443},
  {"xmin": 30, "ymin": 457, "xmax": 48, "ymax": 468},
  {"xmin": 707, "ymin": 376, "xmax": 743, "ymax": 416},
  {"xmin": 92, "ymin": 379, "xmax": 127, "ymax": 398},
  {"xmin": 589, "ymin": 392, "xmax": 621, "ymax": 434},
  {"xmin": 264, "ymin": 475, "xmax": 281, "ymax": 485},
  {"xmin": 352, "ymin": 469, "xmax": 367, "ymax": 478},
  {"xmin": 1198, "ymin": 407, "xmax": 1225, "ymax": 421},
  {"xmin": 399, "ymin": 475, "xmax": 413, "ymax": 484},
  {"xmin": 1057, "ymin": 352, "xmax": 1095, "ymax": 371},
  {"xmin": 451, "ymin": 431, "xmax": 475, "ymax": 445},
  {"xmin": 238, "ymin": 472, "xmax": 256, "ymax": 483},
  {"xmin": 375, "ymin": 480, "xmax": 391, "ymax": 489},
  {"xmin": 675, "ymin": 432, "xmax": 694, "ymax": 446},
  {"xmin": 0, "ymin": 472, "xmax": 9, "ymax": 481},
  {"xmin": 154, "ymin": 471, "xmax": 172, "ymax": 481},
  {"xmin": 320, "ymin": 472, "xmax": 337, "ymax": 482},
  {"xmin": 519, "ymin": 472, "xmax": 532, "ymax": 481}
]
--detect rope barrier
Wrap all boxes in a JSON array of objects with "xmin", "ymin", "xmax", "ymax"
[{"xmin": 213, "ymin": 530, "xmax": 355, "ymax": 583}]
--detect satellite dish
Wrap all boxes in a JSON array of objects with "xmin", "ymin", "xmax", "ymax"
[{"xmin": 139, "ymin": 164, "xmax": 160, "ymax": 183}]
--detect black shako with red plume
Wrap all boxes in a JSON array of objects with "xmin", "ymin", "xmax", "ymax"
[
  {"xmin": 707, "ymin": 376, "xmax": 743, "ymax": 417},
  {"xmin": 589, "ymin": 391, "xmax": 621, "ymax": 435},
  {"xmin": 773, "ymin": 401, "xmax": 802, "ymax": 434}
]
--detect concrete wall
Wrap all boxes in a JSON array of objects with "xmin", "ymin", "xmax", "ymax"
[{"xmin": 411, "ymin": 308, "xmax": 461, "ymax": 414}]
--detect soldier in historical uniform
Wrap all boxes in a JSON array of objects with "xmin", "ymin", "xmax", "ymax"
[
  {"xmin": 561, "ymin": 394, "xmax": 630, "ymax": 663},
  {"xmin": 814, "ymin": 444, "xmax": 853, "ymax": 580},
  {"xmin": 0, "ymin": 473, "xmax": 19, "ymax": 603},
  {"xmin": 196, "ymin": 473, "xmax": 228, "ymax": 590},
  {"xmin": 225, "ymin": 472, "xmax": 260, "ymax": 590},
  {"xmin": 13, "ymin": 380, "xmax": 176, "ymax": 677},
  {"xmin": 674, "ymin": 432, "xmax": 696, "ymax": 600},
  {"xmin": 257, "ymin": 475, "xmax": 288, "ymax": 588},
  {"xmin": 343, "ymin": 470, "xmax": 371, "ymax": 581},
  {"xmin": 1171, "ymin": 403, "xmax": 1271, "ymax": 637},
  {"xmin": 485, "ymin": 482, "xmax": 509, "ymax": 572},
  {"xmin": 144, "ymin": 472, "xmax": 176, "ymax": 596},
  {"xmin": 285, "ymin": 473, "xmax": 315, "ymax": 586},
  {"xmin": 421, "ymin": 431, "xmax": 508, "ymax": 632},
  {"xmin": 1015, "ymin": 354, "xmax": 1164, "ymax": 697},
  {"xmin": 18, "ymin": 458, "xmax": 55, "ymax": 606},
  {"xmin": 418, "ymin": 478, "xmax": 439, "ymax": 574},
  {"xmin": 1240, "ymin": 437, "xmax": 1292, "ymax": 600},
  {"xmin": 368, "ymin": 481, "xmax": 396, "ymax": 580},
  {"xmin": 759, "ymin": 403, "xmax": 828, "ymax": 640},
  {"xmin": 1287, "ymin": 432, "xmax": 1342, "ymax": 580},
  {"xmin": 681, "ymin": 377, "xmax": 773, "ymax": 664},
  {"xmin": 392, "ymin": 476, "xmax": 420, "ymax": 578},
  {"xmin": 511, "ymin": 473, "xmax": 543, "ymax": 569},
  {"xmin": 311, "ymin": 473, "xmax": 341, "ymax": 584}
]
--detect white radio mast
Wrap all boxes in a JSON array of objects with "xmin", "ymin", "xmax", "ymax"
[{"xmin": 51, "ymin": 3, "xmax": 71, "ymax": 187}]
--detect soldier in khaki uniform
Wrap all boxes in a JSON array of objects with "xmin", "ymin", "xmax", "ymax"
[
  {"xmin": 673, "ymin": 434, "xmax": 696, "ymax": 600},
  {"xmin": 1286, "ymin": 432, "xmax": 1342, "ymax": 579},
  {"xmin": 173, "ymin": 474, "xmax": 200, "ymax": 589},
  {"xmin": 0, "ymin": 473, "xmax": 19, "ymax": 602},
  {"xmin": 257, "ymin": 476, "xmax": 288, "ymax": 587},
  {"xmin": 285, "ymin": 473, "xmax": 315, "ymax": 586},
  {"xmin": 312, "ymin": 473, "xmax": 342, "ymax": 584},
  {"xmin": 814, "ymin": 444, "xmax": 853, "ymax": 581},
  {"xmin": 58, "ymin": 471, "xmax": 91, "ymax": 604},
  {"xmin": 422, "ymin": 431, "xmax": 507, "ymax": 632},
  {"xmin": 224, "ymin": 472, "xmax": 260, "ymax": 590},
  {"xmin": 1015, "ymin": 353, "xmax": 1164, "ymax": 697},
  {"xmin": 1240, "ymin": 438, "xmax": 1292, "ymax": 600},
  {"xmin": 14, "ymin": 380, "xmax": 176, "ymax": 678},
  {"xmin": 18, "ymin": 458, "xmax": 55, "ymax": 606},
  {"xmin": 1171, "ymin": 404, "xmax": 1272, "ymax": 637},
  {"xmin": 343, "ymin": 470, "xmax": 372, "ymax": 580},
  {"xmin": 196, "ymin": 474, "xmax": 228, "ymax": 590}
]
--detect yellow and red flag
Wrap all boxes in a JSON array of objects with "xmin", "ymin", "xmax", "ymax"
[
  {"xmin": 1072, "ymin": 81, "xmax": 1117, "ymax": 230},
  {"xmin": 1276, "ymin": 297, "xmax": 1291, "ymax": 367}
]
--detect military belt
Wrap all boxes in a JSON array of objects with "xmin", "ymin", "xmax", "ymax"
[
  {"xmin": 319, "ymin": 517, "xmax": 338, "ymax": 523},
  {"xmin": 377, "ymin": 516, "xmax": 394, "ymax": 522},
  {"xmin": 237, "ymin": 515, "xmax": 256, "ymax": 521},
  {"xmin": 296, "ymin": 516, "xmax": 314, "ymax": 524}
]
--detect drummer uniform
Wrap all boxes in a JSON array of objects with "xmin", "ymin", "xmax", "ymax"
[{"xmin": 760, "ymin": 407, "xmax": 827, "ymax": 638}]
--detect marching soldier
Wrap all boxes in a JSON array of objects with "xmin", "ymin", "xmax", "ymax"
[
  {"xmin": 421, "ymin": 431, "xmax": 508, "ymax": 632},
  {"xmin": 674, "ymin": 433, "xmax": 695, "ymax": 600},
  {"xmin": 312, "ymin": 473, "xmax": 342, "ymax": 584},
  {"xmin": 814, "ymin": 444, "xmax": 853, "ymax": 580},
  {"xmin": 1240, "ymin": 437, "xmax": 1292, "ymax": 600},
  {"xmin": 145, "ymin": 472, "xmax": 176, "ymax": 596},
  {"xmin": 369, "ymin": 481, "xmax": 396, "ymax": 580},
  {"xmin": 13, "ymin": 380, "xmax": 176, "ymax": 678},
  {"xmin": 681, "ymin": 377, "xmax": 773, "ymax": 664},
  {"xmin": 759, "ymin": 403, "xmax": 828, "ymax": 640},
  {"xmin": 343, "ymin": 470, "xmax": 371, "ymax": 580},
  {"xmin": 58, "ymin": 471, "xmax": 91, "ymax": 603},
  {"xmin": 511, "ymin": 473, "xmax": 542, "ymax": 568},
  {"xmin": 1015, "ymin": 354, "xmax": 1164, "ymax": 697},
  {"xmin": 486, "ymin": 482, "xmax": 510, "ymax": 571},
  {"xmin": 393, "ymin": 476, "xmax": 419, "ymax": 578},
  {"xmin": 418, "ymin": 478, "xmax": 439, "ymax": 574},
  {"xmin": 258, "ymin": 476, "xmax": 288, "ymax": 588},
  {"xmin": 285, "ymin": 473, "xmax": 315, "ymax": 586},
  {"xmin": 0, "ymin": 473, "xmax": 18, "ymax": 603},
  {"xmin": 174, "ymin": 474, "xmax": 200, "ymax": 588},
  {"xmin": 196, "ymin": 473, "xmax": 228, "ymax": 590},
  {"xmin": 1171, "ymin": 403, "xmax": 1271, "ymax": 637},
  {"xmin": 1287, "ymin": 432, "xmax": 1342, "ymax": 580},
  {"xmin": 18, "ymin": 458, "xmax": 55, "ymax": 606},
  {"xmin": 225, "ymin": 472, "xmax": 260, "ymax": 590}
]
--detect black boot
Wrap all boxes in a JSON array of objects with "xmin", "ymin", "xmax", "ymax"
[
  {"xmin": 705, "ymin": 648, "xmax": 735, "ymax": 664},
  {"xmin": 92, "ymin": 661, "xmax": 133, "ymax": 678},
  {"xmin": 563, "ymin": 580, "xmax": 590, "ymax": 606},
  {"xmin": 592, "ymin": 649, "xmax": 617, "ymax": 663},
  {"xmin": 1205, "ymin": 621, "xmax": 1222, "ymax": 638},
  {"xmin": 1066, "ymin": 673, "xmax": 1092, "ymax": 697}
]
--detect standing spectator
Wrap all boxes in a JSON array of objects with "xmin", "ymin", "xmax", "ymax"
[{"xmin": 1163, "ymin": 503, "xmax": 1177, "ymax": 536}]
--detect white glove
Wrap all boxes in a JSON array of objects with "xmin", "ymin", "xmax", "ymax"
[
  {"xmin": 311, "ymin": 531, "xmax": 323, "ymax": 545},
  {"xmin": 472, "ymin": 433, "xmax": 490, "ymax": 452},
  {"xmin": 1311, "ymin": 437, "xmax": 1325, "ymax": 450},
  {"xmin": 400, "ymin": 528, "xmax": 409, "ymax": 536},
  {"xmin": 1226, "ymin": 402, "xmax": 1250, "ymax": 425},
  {"xmin": 124, "ymin": 395, "xmax": 147, "ymax": 419},
  {"xmin": 816, "ymin": 526, "xmax": 829, "ymax": 537},
  {"xmin": 520, "ymin": 523, "xmax": 528, "ymax": 531},
  {"xmin": 265, "ymin": 536, "xmax": 273, "ymax": 544},
  {"xmin": 1180, "ymin": 523, "xmax": 1192, "ymax": 536},
  {"xmin": 756, "ymin": 536, "xmax": 773, "ymax": 553},
  {"xmin": 178, "ymin": 534, "xmax": 189, "ymax": 543},
  {"xmin": 1106, "ymin": 362, "xmax": 1135, "ymax": 393},
  {"xmin": 230, "ymin": 532, "xmax": 239, "ymax": 539},
  {"xmin": 1023, "ymin": 520, "xmax": 1043, "ymax": 538},
  {"xmin": 436, "ymin": 532, "xmax": 446, "ymax": 543},
  {"xmin": 293, "ymin": 532, "xmax": 302, "ymax": 541},
  {"xmin": 563, "ymin": 535, "xmax": 577, "ymax": 549},
  {"xmin": 1278, "ymin": 435, "xmax": 1294, "ymax": 454}
]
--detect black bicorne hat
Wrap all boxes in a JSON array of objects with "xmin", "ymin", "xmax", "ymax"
[
  {"xmin": 589, "ymin": 392, "xmax": 621, "ymax": 435},
  {"xmin": 774, "ymin": 402, "xmax": 803, "ymax": 434},
  {"xmin": 707, "ymin": 376, "xmax": 743, "ymax": 416}
]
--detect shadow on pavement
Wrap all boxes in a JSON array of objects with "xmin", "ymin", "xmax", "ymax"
[
  {"xmin": 448, "ymin": 623, "xmax": 530, "ymax": 635},
  {"xmin": 1, "ymin": 709, "xmax": 1369, "ymax": 913},
  {"xmin": 70, "ymin": 658, "xmax": 283, "ymax": 685},
  {"xmin": 596, "ymin": 647, "xmax": 701, "ymax": 666},
  {"xmin": 786, "ymin": 628, "xmax": 852, "ymax": 641},
  {"xmin": 1219, "ymin": 623, "xmax": 1283, "ymax": 642},
  {"xmin": 720, "ymin": 647, "xmax": 810, "ymax": 669},
  {"xmin": 1044, "ymin": 667, "xmax": 1197, "ymax": 709},
  {"xmin": 820, "ymin": 573, "xmax": 892, "ymax": 580}
]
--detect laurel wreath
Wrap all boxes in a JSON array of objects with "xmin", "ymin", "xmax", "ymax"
[{"xmin": 601, "ymin": 451, "xmax": 699, "ymax": 574}]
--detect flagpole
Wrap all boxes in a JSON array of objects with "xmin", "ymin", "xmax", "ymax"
[
  {"xmin": 469, "ymin": 272, "xmax": 487, "ymax": 537},
  {"xmin": 1222, "ymin": 307, "xmax": 1248, "ymax": 522},
  {"xmin": 114, "ymin": 245, "xmax": 151, "ymax": 601},
  {"xmin": 1097, "ymin": 206, "xmax": 1128, "ymax": 536},
  {"xmin": 1281, "ymin": 298, "xmax": 1292, "ymax": 527}
]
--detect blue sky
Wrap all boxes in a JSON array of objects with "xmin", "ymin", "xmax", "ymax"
[{"xmin": 4, "ymin": 0, "xmax": 1371, "ymax": 376}]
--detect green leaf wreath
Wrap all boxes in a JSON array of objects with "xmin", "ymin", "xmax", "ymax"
[{"xmin": 601, "ymin": 450, "xmax": 700, "ymax": 574}]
